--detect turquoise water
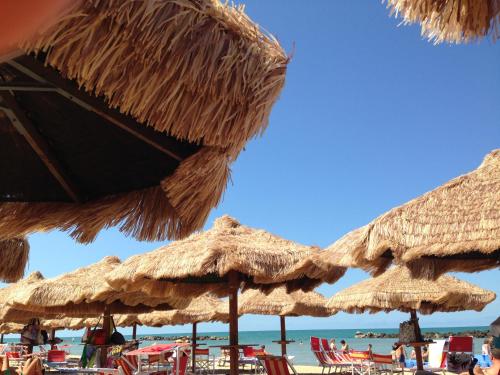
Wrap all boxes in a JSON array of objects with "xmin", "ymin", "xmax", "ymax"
[{"xmin": 4, "ymin": 327, "xmax": 488, "ymax": 365}]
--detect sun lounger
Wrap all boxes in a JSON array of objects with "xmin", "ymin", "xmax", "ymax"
[
  {"xmin": 310, "ymin": 337, "xmax": 337, "ymax": 374},
  {"xmin": 239, "ymin": 346, "xmax": 263, "ymax": 374},
  {"xmin": 259, "ymin": 355, "xmax": 298, "ymax": 375},
  {"xmin": 371, "ymin": 353, "xmax": 403, "ymax": 375},
  {"xmin": 192, "ymin": 348, "xmax": 216, "ymax": 374},
  {"xmin": 446, "ymin": 336, "xmax": 474, "ymax": 374},
  {"xmin": 350, "ymin": 350, "xmax": 373, "ymax": 375}
]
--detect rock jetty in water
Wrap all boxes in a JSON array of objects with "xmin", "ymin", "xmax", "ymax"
[{"xmin": 354, "ymin": 330, "xmax": 489, "ymax": 339}]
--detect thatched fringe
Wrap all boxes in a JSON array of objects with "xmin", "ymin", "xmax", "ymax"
[
  {"xmin": 162, "ymin": 147, "xmax": 231, "ymax": 239},
  {"xmin": 385, "ymin": 0, "xmax": 500, "ymax": 44},
  {"xmin": 319, "ymin": 149, "xmax": 500, "ymax": 278},
  {"xmin": 327, "ymin": 266, "xmax": 496, "ymax": 315},
  {"xmin": 0, "ymin": 147, "xmax": 231, "ymax": 242},
  {"xmin": 22, "ymin": 0, "xmax": 288, "ymax": 150},
  {"xmin": 0, "ymin": 238, "xmax": 29, "ymax": 282},
  {"xmin": 106, "ymin": 215, "xmax": 347, "ymax": 299},
  {"xmin": 0, "ymin": 187, "xmax": 178, "ymax": 243}
]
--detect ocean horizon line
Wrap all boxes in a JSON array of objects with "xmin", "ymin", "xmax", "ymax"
[{"xmin": 47, "ymin": 324, "xmax": 490, "ymax": 338}]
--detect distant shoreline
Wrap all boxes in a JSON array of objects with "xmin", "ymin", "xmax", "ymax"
[{"xmin": 47, "ymin": 325, "xmax": 489, "ymax": 339}]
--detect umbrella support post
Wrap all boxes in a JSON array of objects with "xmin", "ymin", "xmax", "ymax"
[
  {"xmin": 280, "ymin": 316, "xmax": 287, "ymax": 356},
  {"xmin": 192, "ymin": 322, "xmax": 197, "ymax": 372},
  {"xmin": 0, "ymin": 334, "xmax": 3, "ymax": 344},
  {"xmin": 100, "ymin": 306, "xmax": 111, "ymax": 368},
  {"xmin": 50, "ymin": 329, "xmax": 56, "ymax": 349},
  {"xmin": 228, "ymin": 271, "xmax": 239, "ymax": 375},
  {"xmin": 410, "ymin": 310, "xmax": 424, "ymax": 371},
  {"xmin": 132, "ymin": 323, "xmax": 137, "ymax": 340}
]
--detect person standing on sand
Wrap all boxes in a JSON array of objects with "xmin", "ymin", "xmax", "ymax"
[{"xmin": 392, "ymin": 343, "xmax": 406, "ymax": 370}]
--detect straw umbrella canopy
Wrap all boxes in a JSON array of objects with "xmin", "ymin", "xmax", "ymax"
[
  {"xmin": 7, "ymin": 256, "xmax": 186, "ymax": 317},
  {"xmin": 327, "ymin": 266, "xmax": 496, "ymax": 370},
  {"xmin": 107, "ymin": 215, "xmax": 346, "ymax": 375},
  {"xmin": 315, "ymin": 149, "xmax": 500, "ymax": 279},
  {"xmin": 384, "ymin": 0, "xmax": 500, "ymax": 44},
  {"xmin": 239, "ymin": 285, "xmax": 333, "ymax": 356},
  {"xmin": 0, "ymin": 0, "xmax": 289, "ymax": 281}
]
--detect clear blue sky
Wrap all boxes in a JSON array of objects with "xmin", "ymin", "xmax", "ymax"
[{"xmin": 9, "ymin": 1, "xmax": 500, "ymax": 336}]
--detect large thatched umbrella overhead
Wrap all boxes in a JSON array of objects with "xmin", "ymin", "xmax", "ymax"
[
  {"xmin": 384, "ymin": 0, "xmax": 500, "ymax": 44},
  {"xmin": 107, "ymin": 215, "xmax": 346, "ymax": 375},
  {"xmin": 316, "ymin": 149, "xmax": 500, "ymax": 279},
  {"xmin": 0, "ymin": 0, "xmax": 289, "ymax": 279},
  {"xmin": 327, "ymin": 266, "xmax": 496, "ymax": 370},
  {"xmin": 239, "ymin": 285, "xmax": 333, "ymax": 356}
]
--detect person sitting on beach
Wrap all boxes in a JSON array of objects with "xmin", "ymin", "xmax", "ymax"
[
  {"xmin": 340, "ymin": 340, "xmax": 349, "ymax": 353},
  {"xmin": 422, "ymin": 346, "xmax": 429, "ymax": 361},
  {"xmin": 0, "ymin": 355, "xmax": 43, "ymax": 375},
  {"xmin": 330, "ymin": 339, "xmax": 337, "ymax": 351},
  {"xmin": 460, "ymin": 338, "xmax": 500, "ymax": 375}
]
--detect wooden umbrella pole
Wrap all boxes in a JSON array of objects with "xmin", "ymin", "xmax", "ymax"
[
  {"xmin": 280, "ymin": 316, "xmax": 287, "ymax": 356},
  {"xmin": 410, "ymin": 310, "xmax": 424, "ymax": 371},
  {"xmin": 228, "ymin": 271, "xmax": 239, "ymax": 375},
  {"xmin": 100, "ymin": 305, "xmax": 111, "ymax": 368},
  {"xmin": 132, "ymin": 322, "xmax": 137, "ymax": 340},
  {"xmin": 192, "ymin": 322, "xmax": 197, "ymax": 372}
]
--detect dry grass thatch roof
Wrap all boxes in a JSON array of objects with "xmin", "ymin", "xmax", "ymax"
[
  {"xmin": 317, "ymin": 149, "xmax": 500, "ymax": 278},
  {"xmin": 0, "ymin": 323, "xmax": 23, "ymax": 334},
  {"xmin": 23, "ymin": 0, "xmax": 288, "ymax": 151},
  {"xmin": 0, "ymin": 0, "xmax": 288, "ymax": 247},
  {"xmin": 7, "ymin": 256, "xmax": 188, "ymax": 317},
  {"xmin": 0, "ymin": 238, "xmax": 29, "ymax": 282},
  {"xmin": 106, "ymin": 215, "xmax": 347, "ymax": 298},
  {"xmin": 137, "ymin": 294, "xmax": 228, "ymax": 326},
  {"xmin": 385, "ymin": 0, "xmax": 500, "ymax": 44},
  {"xmin": 327, "ymin": 266, "xmax": 496, "ymax": 314},
  {"xmin": 239, "ymin": 285, "xmax": 333, "ymax": 317}
]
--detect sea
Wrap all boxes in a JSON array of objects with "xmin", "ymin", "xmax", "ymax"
[{"xmin": 3, "ymin": 327, "xmax": 488, "ymax": 365}]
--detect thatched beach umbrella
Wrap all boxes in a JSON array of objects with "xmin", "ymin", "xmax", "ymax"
[
  {"xmin": 384, "ymin": 0, "xmax": 500, "ymax": 44},
  {"xmin": 0, "ymin": 0, "xmax": 289, "ymax": 279},
  {"xmin": 107, "ymin": 215, "xmax": 346, "ymax": 375},
  {"xmin": 8, "ymin": 256, "xmax": 186, "ymax": 366},
  {"xmin": 8, "ymin": 257, "xmax": 185, "ymax": 317},
  {"xmin": 239, "ymin": 285, "xmax": 333, "ymax": 356},
  {"xmin": 327, "ymin": 266, "xmax": 496, "ymax": 370},
  {"xmin": 316, "ymin": 149, "xmax": 500, "ymax": 278}
]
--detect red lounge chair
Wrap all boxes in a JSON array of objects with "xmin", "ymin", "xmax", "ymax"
[
  {"xmin": 116, "ymin": 356, "xmax": 137, "ymax": 375},
  {"xmin": 310, "ymin": 337, "xmax": 336, "ymax": 374},
  {"xmin": 260, "ymin": 355, "xmax": 298, "ymax": 375},
  {"xmin": 446, "ymin": 336, "xmax": 474, "ymax": 374},
  {"xmin": 47, "ymin": 350, "xmax": 66, "ymax": 363}
]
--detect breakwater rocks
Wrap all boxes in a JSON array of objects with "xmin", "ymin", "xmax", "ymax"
[
  {"xmin": 140, "ymin": 335, "xmax": 228, "ymax": 342},
  {"xmin": 354, "ymin": 330, "xmax": 489, "ymax": 339}
]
